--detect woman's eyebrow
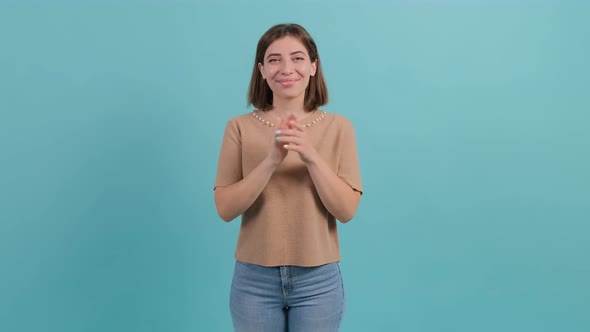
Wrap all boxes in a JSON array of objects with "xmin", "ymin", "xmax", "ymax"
[
  {"xmin": 266, "ymin": 51, "xmax": 306, "ymax": 59},
  {"xmin": 266, "ymin": 53, "xmax": 281, "ymax": 59}
]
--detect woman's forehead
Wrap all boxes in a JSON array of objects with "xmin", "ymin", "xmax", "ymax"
[{"xmin": 265, "ymin": 36, "xmax": 308, "ymax": 55}]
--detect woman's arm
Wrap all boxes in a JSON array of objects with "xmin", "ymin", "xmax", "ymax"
[
  {"xmin": 277, "ymin": 120, "xmax": 362, "ymax": 222},
  {"xmin": 304, "ymin": 157, "xmax": 361, "ymax": 222},
  {"xmin": 214, "ymin": 157, "xmax": 280, "ymax": 222},
  {"xmin": 215, "ymin": 118, "xmax": 290, "ymax": 222}
]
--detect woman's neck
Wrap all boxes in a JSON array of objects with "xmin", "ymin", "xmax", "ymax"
[{"xmin": 270, "ymin": 96, "xmax": 307, "ymax": 119}]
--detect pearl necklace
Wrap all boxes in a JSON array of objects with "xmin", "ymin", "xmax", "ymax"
[{"xmin": 251, "ymin": 110, "xmax": 327, "ymax": 128}]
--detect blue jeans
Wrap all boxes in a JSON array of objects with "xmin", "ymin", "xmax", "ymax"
[{"xmin": 230, "ymin": 260, "xmax": 345, "ymax": 332}]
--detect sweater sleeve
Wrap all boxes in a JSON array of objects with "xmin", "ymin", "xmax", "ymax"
[
  {"xmin": 214, "ymin": 119, "xmax": 243, "ymax": 189},
  {"xmin": 337, "ymin": 118, "xmax": 363, "ymax": 194}
]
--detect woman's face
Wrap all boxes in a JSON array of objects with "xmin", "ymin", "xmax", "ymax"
[{"xmin": 258, "ymin": 36, "xmax": 317, "ymax": 103}]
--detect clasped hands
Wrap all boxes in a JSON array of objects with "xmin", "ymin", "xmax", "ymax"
[{"xmin": 269, "ymin": 113, "xmax": 318, "ymax": 164}]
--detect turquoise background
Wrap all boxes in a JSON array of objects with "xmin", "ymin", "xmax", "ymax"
[{"xmin": 1, "ymin": 1, "xmax": 589, "ymax": 331}]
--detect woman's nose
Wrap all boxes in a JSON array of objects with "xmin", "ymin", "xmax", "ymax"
[{"xmin": 280, "ymin": 60, "xmax": 294, "ymax": 74}]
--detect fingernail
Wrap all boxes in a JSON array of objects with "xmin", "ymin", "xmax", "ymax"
[
  {"xmin": 275, "ymin": 130, "xmax": 282, "ymax": 134},
  {"xmin": 275, "ymin": 136, "xmax": 281, "ymax": 141}
]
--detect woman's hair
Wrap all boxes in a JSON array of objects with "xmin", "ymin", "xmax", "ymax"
[{"xmin": 247, "ymin": 23, "xmax": 328, "ymax": 112}]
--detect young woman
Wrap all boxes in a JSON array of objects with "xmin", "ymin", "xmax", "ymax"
[{"xmin": 214, "ymin": 23, "xmax": 363, "ymax": 332}]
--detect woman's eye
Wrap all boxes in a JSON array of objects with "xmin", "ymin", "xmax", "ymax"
[
  {"xmin": 294, "ymin": 57, "xmax": 305, "ymax": 61},
  {"xmin": 268, "ymin": 58, "xmax": 279, "ymax": 63}
]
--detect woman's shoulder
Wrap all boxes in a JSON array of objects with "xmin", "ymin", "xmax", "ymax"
[
  {"xmin": 227, "ymin": 111, "xmax": 254, "ymax": 122},
  {"xmin": 223, "ymin": 111, "xmax": 258, "ymax": 127},
  {"xmin": 322, "ymin": 110, "xmax": 355, "ymax": 129}
]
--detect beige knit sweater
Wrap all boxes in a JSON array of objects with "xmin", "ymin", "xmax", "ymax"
[{"xmin": 214, "ymin": 110, "xmax": 362, "ymax": 267}]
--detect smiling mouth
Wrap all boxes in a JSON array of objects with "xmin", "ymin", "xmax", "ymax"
[{"xmin": 278, "ymin": 79, "xmax": 298, "ymax": 87}]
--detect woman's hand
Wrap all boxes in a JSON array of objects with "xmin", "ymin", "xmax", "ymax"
[
  {"xmin": 266, "ymin": 116, "xmax": 291, "ymax": 166},
  {"xmin": 274, "ymin": 116, "xmax": 319, "ymax": 164}
]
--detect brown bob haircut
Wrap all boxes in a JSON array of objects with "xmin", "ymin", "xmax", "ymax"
[{"xmin": 247, "ymin": 23, "xmax": 328, "ymax": 112}]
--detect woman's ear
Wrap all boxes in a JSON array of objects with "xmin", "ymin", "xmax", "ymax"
[
  {"xmin": 311, "ymin": 59, "xmax": 317, "ymax": 77},
  {"xmin": 258, "ymin": 62, "xmax": 265, "ymax": 79}
]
